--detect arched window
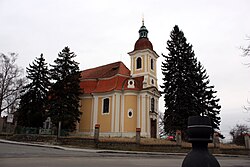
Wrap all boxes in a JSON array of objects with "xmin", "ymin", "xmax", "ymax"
[
  {"xmin": 151, "ymin": 98, "xmax": 155, "ymax": 113},
  {"xmin": 103, "ymin": 98, "xmax": 110, "ymax": 114},
  {"xmin": 151, "ymin": 59, "xmax": 154, "ymax": 70},
  {"xmin": 136, "ymin": 57, "xmax": 142, "ymax": 69}
]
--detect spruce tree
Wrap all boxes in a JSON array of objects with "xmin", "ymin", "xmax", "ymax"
[
  {"xmin": 161, "ymin": 25, "xmax": 221, "ymax": 134},
  {"xmin": 17, "ymin": 54, "xmax": 50, "ymax": 127},
  {"xmin": 48, "ymin": 46, "xmax": 81, "ymax": 132},
  {"xmin": 194, "ymin": 62, "xmax": 221, "ymax": 129}
]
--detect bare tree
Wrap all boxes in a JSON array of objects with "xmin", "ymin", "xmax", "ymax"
[
  {"xmin": 0, "ymin": 53, "xmax": 25, "ymax": 116},
  {"xmin": 229, "ymin": 124, "xmax": 249, "ymax": 145},
  {"xmin": 241, "ymin": 36, "xmax": 250, "ymax": 58},
  {"xmin": 240, "ymin": 37, "xmax": 250, "ymax": 116}
]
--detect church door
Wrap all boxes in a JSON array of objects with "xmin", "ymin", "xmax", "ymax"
[{"xmin": 150, "ymin": 119, "xmax": 157, "ymax": 138}]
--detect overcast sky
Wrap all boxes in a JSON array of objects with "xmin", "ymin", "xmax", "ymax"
[{"xmin": 1, "ymin": 0, "xmax": 250, "ymax": 140}]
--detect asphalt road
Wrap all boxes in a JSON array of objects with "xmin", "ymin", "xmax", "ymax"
[{"xmin": 0, "ymin": 142, "xmax": 249, "ymax": 167}]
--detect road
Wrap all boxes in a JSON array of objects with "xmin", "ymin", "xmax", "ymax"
[{"xmin": 0, "ymin": 142, "xmax": 249, "ymax": 167}]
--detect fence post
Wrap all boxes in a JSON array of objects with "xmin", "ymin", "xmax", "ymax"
[
  {"xmin": 244, "ymin": 134, "xmax": 250, "ymax": 149},
  {"xmin": 213, "ymin": 132, "xmax": 220, "ymax": 148},
  {"xmin": 57, "ymin": 121, "xmax": 61, "ymax": 138},
  {"xmin": 94, "ymin": 124, "xmax": 100, "ymax": 143},
  {"xmin": 136, "ymin": 128, "xmax": 141, "ymax": 144},
  {"xmin": 176, "ymin": 130, "xmax": 182, "ymax": 145}
]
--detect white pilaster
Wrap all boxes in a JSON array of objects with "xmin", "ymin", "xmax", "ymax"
[
  {"xmin": 90, "ymin": 97, "xmax": 93, "ymax": 132},
  {"xmin": 144, "ymin": 54, "xmax": 147, "ymax": 72},
  {"xmin": 111, "ymin": 94, "xmax": 115, "ymax": 132},
  {"xmin": 93, "ymin": 96, "xmax": 98, "ymax": 129},
  {"xmin": 131, "ymin": 57, "xmax": 134, "ymax": 75},
  {"xmin": 121, "ymin": 94, "xmax": 124, "ymax": 132},
  {"xmin": 137, "ymin": 94, "xmax": 140, "ymax": 128},
  {"xmin": 147, "ymin": 95, "xmax": 151, "ymax": 137},
  {"xmin": 141, "ymin": 94, "xmax": 146, "ymax": 133},
  {"xmin": 115, "ymin": 94, "xmax": 120, "ymax": 132}
]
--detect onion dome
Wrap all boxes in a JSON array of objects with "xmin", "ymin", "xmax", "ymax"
[{"xmin": 134, "ymin": 20, "xmax": 153, "ymax": 51}]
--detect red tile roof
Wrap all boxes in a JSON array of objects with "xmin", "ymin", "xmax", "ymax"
[
  {"xmin": 80, "ymin": 61, "xmax": 143, "ymax": 94},
  {"xmin": 81, "ymin": 61, "xmax": 130, "ymax": 79},
  {"xmin": 134, "ymin": 37, "xmax": 153, "ymax": 51}
]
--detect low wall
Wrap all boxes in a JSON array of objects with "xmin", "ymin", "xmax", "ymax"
[
  {"xmin": 58, "ymin": 137, "xmax": 96, "ymax": 148},
  {"xmin": 90, "ymin": 141, "xmax": 188, "ymax": 153},
  {"xmin": 1, "ymin": 134, "xmax": 250, "ymax": 155},
  {"xmin": 3, "ymin": 134, "xmax": 57, "ymax": 143},
  {"xmin": 210, "ymin": 148, "xmax": 250, "ymax": 155}
]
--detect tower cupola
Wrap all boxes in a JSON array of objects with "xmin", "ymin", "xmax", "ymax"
[
  {"xmin": 139, "ymin": 20, "xmax": 148, "ymax": 38},
  {"xmin": 134, "ymin": 20, "xmax": 153, "ymax": 51}
]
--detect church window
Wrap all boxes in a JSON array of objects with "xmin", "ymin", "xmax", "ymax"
[
  {"xmin": 128, "ymin": 109, "xmax": 133, "ymax": 118},
  {"xmin": 136, "ymin": 57, "xmax": 142, "ymax": 69},
  {"xmin": 103, "ymin": 98, "xmax": 110, "ymax": 114},
  {"xmin": 127, "ymin": 79, "xmax": 135, "ymax": 88},
  {"xmin": 151, "ymin": 98, "xmax": 155, "ymax": 113},
  {"xmin": 151, "ymin": 59, "xmax": 154, "ymax": 70}
]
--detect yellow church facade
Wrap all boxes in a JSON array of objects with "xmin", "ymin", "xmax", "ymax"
[{"xmin": 77, "ymin": 21, "xmax": 160, "ymax": 138}]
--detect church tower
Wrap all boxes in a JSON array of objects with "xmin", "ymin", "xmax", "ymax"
[{"xmin": 128, "ymin": 20, "xmax": 159, "ymax": 89}]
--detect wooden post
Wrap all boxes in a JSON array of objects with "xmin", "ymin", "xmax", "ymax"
[
  {"xmin": 244, "ymin": 134, "xmax": 250, "ymax": 149},
  {"xmin": 136, "ymin": 128, "xmax": 141, "ymax": 144},
  {"xmin": 57, "ymin": 121, "xmax": 61, "ymax": 138},
  {"xmin": 213, "ymin": 132, "xmax": 220, "ymax": 148},
  {"xmin": 176, "ymin": 130, "xmax": 182, "ymax": 145},
  {"xmin": 94, "ymin": 124, "xmax": 100, "ymax": 143}
]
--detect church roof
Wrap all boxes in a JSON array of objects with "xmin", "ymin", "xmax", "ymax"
[
  {"xmin": 134, "ymin": 37, "xmax": 153, "ymax": 51},
  {"xmin": 81, "ymin": 61, "xmax": 130, "ymax": 79},
  {"xmin": 80, "ymin": 61, "xmax": 143, "ymax": 94}
]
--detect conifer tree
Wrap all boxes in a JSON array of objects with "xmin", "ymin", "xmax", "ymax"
[
  {"xmin": 194, "ymin": 62, "xmax": 221, "ymax": 129},
  {"xmin": 48, "ymin": 46, "xmax": 81, "ymax": 132},
  {"xmin": 17, "ymin": 54, "xmax": 50, "ymax": 127},
  {"xmin": 161, "ymin": 25, "xmax": 221, "ymax": 134}
]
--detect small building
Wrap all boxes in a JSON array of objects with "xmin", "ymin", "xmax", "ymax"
[{"xmin": 77, "ymin": 21, "xmax": 160, "ymax": 138}]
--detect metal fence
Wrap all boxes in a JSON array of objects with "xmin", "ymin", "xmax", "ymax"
[{"xmin": 15, "ymin": 126, "xmax": 62, "ymax": 135}]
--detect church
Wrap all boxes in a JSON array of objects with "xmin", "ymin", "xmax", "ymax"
[{"xmin": 77, "ymin": 21, "xmax": 160, "ymax": 138}]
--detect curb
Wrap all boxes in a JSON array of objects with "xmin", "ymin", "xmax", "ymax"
[{"xmin": 0, "ymin": 139, "xmax": 64, "ymax": 150}]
